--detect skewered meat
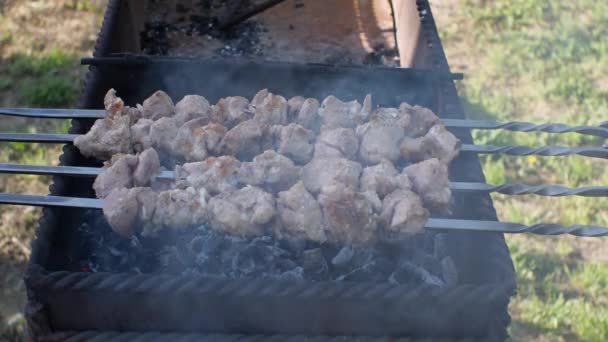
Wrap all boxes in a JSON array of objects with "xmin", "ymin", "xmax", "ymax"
[
  {"xmin": 403, "ymin": 158, "xmax": 451, "ymax": 209},
  {"xmin": 318, "ymin": 185, "xmax": 378, "ymax": 245},
  {"xmin": 357, "ymin": 107, "xmax": 411, "ymax": 164},
  {"xmin": 360, "ymin": 94, "xmax": 372, "ymax": 122},
  {"xmin": 380, "ymin": 189, "xmax": 429, "ymax": 237},
  {"xmin": 360, "ymin": 159, "xmax": 400, "ymax": 198},
  {"xmin": 251, "ymin": 89, "xmax": 288, "ymax": 125},
  {"xmin": 238, "ymin": 150, "xmax": 300, "ymax": 192},
  {"xmin": 103, "ymin": 187, "xmax": 148, "ymax": 238},
  {"xmin": 175, "ymin": 156, "xmax": 241, "ymax": 194},
  {"xmin": 173, "ymin": 120, "xmax": 227, "ymax": 162},
  {"xmin": 148, "ymin": 187, "xmax": 209, "ymax": 236},
  {"xmin": 130, "ymin": 119, "xmax": 154, "ymax": 153},
  {"xmin": 133, "ymin": 148, "xmax": 161, "ymax": 187},
  {"xmin": 93, "ymin": 154, "xmax": 138, "ymax": 198},
  {"xmin": 276, "ymin": 181, "xmax": 325, "ymax": 243},
  {"xmin": 211, "ymin": 96, "xmax": 251, "ymax": 128},
  {"xmin": 401, "ymin": 124, "xmax": 460, "ymax": 163},
  {"xmin": 295, "ymin": 98, "xmax": 320, "ymax": 130},
  {"xmin": 93, "ymin": 148, "xmax": 161, "ymax": 198},
  {"xmin": 74, "ymin": 114, "xmax": 132, "ymax": 159},
  {"xmin": 220, "ymin": 119, "xmax": 269, "ymax": 160},
  {"xmin": 208, "ymin": 185, "xmax": 276, "ymax": 237},
  {"xmin": 318, "ymin": 95, "xmax": 362, "ymax": 128},
  {"xmin": 274, "ymin": 123, "xmax": 314, "ymax": 164},
  {"xmin": 316, "ymin": 126, "xmax": 359, "ymax": 159},
  {"xmin": 400, "ymin": 103, "xmax": 439, "ymax": 138},
  {"xmin": 287, "ymin": 96, "xmax": 305, "ymax": 120},
  {"xmin": 301, "ymin": 157, "xmax": 362, "ymax": 194},
  {"xmin": 142, "ymin": 90, "xmax": 175, "ymax": 121},
  {"xmin": 148, "ymin": 117, "xmax": 180, "ymax": 158},
  {"xmin": 174, "ymin": 95, "xmax": 211, "ymax": 125}
]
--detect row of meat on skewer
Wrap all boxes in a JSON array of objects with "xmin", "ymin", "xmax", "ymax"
[{"xmin": 77, "ymin": 88, "xmax": 461, "ymax": 246}]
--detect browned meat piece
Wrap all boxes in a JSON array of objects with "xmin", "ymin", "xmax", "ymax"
[
  {"xmin": 74, "ymin": 114, "xmax": 132, "ymax": 159},
  {"xmin": 301, "ymin": 157, "xmax": 362, "ymax": 194},
  {"xmin": 211, "ymin": 96, "xmax": 251, "ymax": 128},
  {"xmin": 287, "ymin": 96, "xmax": 305, "ymax": 120},
  {"xmin": 361, "ymin": 190, "xmax": 383, "ymax": 214},
  {"xmin": 238, "ymin": 150, "xmax": 300, "ymax": 192},
  {"xmin": 360, "ymin": 94, "xmax": 372, "ymax": 122},
  {"xmin": 173, "ymin": 119, "xmax": 227, "ymax": 162},
  {"xmin": 380, "ymin": 189, "xmax": 429, "ymax": 237},
  {"xmin": 356, "ymin": 107, "xmax": 412, "ymax": 164},
  {"xmin": 208, "ymin": 185, "xmax": 276, "ymax": 237},
  {"xmin": 104, "ymin": 89, "xmax": 124, "ymax": 118},
  {"xmin": 147, "ymin": 187, "xmax": 209, "ymax": 236},
  {"xmin": 403, "ymin": 158, "xmax": 451, "ymax": 209},
  {"xmin": 316, "ymin": 126, "xmax": 358, "ymax": 159},
  {"xmin": 175, "ymin": 156, "xmax": 241, "ymax": 194},
  {"xmin": 148, "ymin": 117, "xmax": 180, "ymax": 158},
  {"xmin": 103, "ymin": 187, "xmax": 157, "ymax": 238},
  {"xmin": 399, "ymin": 103, "xmax": 439, "ymax": 138},
  {"xmin": 251, "ymin": 89, "xmax": 288, "ymax": 125},
  {"xmin": 296, "ymin": 98, "xmax": 320, "ymax": 130},
  {"xmin": 318, "ymin": 95, "xmax": 362, "ymax": 128},
  {"xmin": 93, "ymin": 154, "xmax": 138, "ymax": 198},
  {"xmin": 142, "ymin": 90, "xmax": 175, "ymax": 121},
  {"xmin": 360, "ymin": 159, "xmax": 400, "ymax": 198},
  {"xmin": 220, "ymin": 119, "xmax": 270, "ymax": 160},
  {"xmin": 276, "ymin": 181, "xmax": 325, "ymax": 243},
  {"xmin": 274, "ymin": 123, "xmax": 314, "ymax": 164},
  {"xmin": 133, "ymin": 148, "xmax": 161, "ymax": 187},
  {"xmin": 318, "ymin": 185, "xmax": 378, "ymax": 245},
  {"xmin": 400, "ymin": 124, "xmax": 460, "ymax": 164},
  {"xmin": 312, "ymin": 142, "xmax": 344, "ymax": 159},
  {"xmin": 174, "ymin": 95, "xmax": 211, "ymax": 125},
  {"xmin": 130, "ymin": 118, "xmax": 153, "ymax": 153}
]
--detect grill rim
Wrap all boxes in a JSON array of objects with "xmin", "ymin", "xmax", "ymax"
[{"xmin": 25, "ymin": 0, "xmax": 516, "ymax": 339}]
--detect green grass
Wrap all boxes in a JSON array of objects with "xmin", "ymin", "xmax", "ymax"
[{"xmin": 440, "ymin": 0, "xmax": 608, "ymax": 340}]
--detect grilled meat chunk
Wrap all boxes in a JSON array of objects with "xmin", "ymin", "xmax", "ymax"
[
  {"xmin": 93, "ymin": 154, "xmax": 138, "ymax": 198},
  {"xmin": 238, "ymin": 150, "xmax": 300, "ymax": 192},
  {"xmin": 287, "ymin": 96, "xmax": 305, "ymax": 120},
  {"xmin": 209, "ymin": 185, "xmax": 276, "ymax": 237},
  {"xmin": 211, "ymin": 96, "xmax": 251, "ymax": 128},
  {"xmin": 318, "ymin": 95, "xmax": 362, "ymax": 128},
  {"xmin": 360, "ymin": 159, "xmax": 400, "ymax": 198},
  {"xmin": 142, "ymin": 90, "xmax": 175, "ymax": 121},
  {"xmin": 399, "ymin": 103, "xmax": 439, "ymax": 138},
  {"xmin": 401, "ymin": 124, "xmax": 460, "ymax": 163},
  {"xmin": 403, "ymin": 158, "xmax": 451, "ymax": 209},
  {"xmin": 175, "ymin": 156, "xmax": 241, "ymax": 194},
  {"xmin": 316, "ymin": 126, "xmax": 358, "ymax": 159},
  {"xmin": 301, "ymin": 157, "xmax": 362, "ymax": 194},
  {"xmin": 130, "ymin": 118, "xmax": 154, "ymax": 153},
  {"xmin": 133, "ymin": 148, "xmax": 161, "ymax": 187},
  {"xmin": 173, "ymin": 120, "xmax": 227, "ymax": 162},
  {"xmin": 148, "ymin": 187, "xmax": 209, "ymax": 236},
  {"xmin": 276, "ymin": 181, "xmax": 325, "ymax": 243},
  {"xmin": 318, "ymin": 185, "xmax": 378, "ymax": 245},
  {"xmin": 104, "ymin": 187, "xmax": 146, "ymax": 238},
  {"xmin": 148, "ymin": 117, "xmax": 180, "ymax": 159},
  {"xmin": 296, "ymin": 98, "xmax": 320, "ymax": 130},
  {"xmin": 251, "ymin": 89, "xmax": 288, "ymax": 125},
  {"xmin": 220, "ymin": 119, "xmax": 269, "ymax": 160},
  {"xmin": 356, "ymin": 107, "xmax": 411, "ymax": 164},
  {"xmin": 174, "ymin": 95, "xmax": 211, "ymax": 125},
  {"xmin": 274, "ymin": 123, "xmax": 314, "ymax": 164},
  {"xmin": 74, "ymin": 114, "xmax": 132, "ymax": 159},
  {"xmin": 380, "ymin": 189, "xmax": 429, "ymax": 238}
]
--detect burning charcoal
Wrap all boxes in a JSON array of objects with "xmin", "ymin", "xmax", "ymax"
[
  {"xmin": 441, "ymin": 256, "xmax": 458, "ymax": 286},
  {"xmin": 337, "ymin": 257, "xmax": 393, "ymax": 283},
  {"xmin": 302, "ymin": 248, "xmax": 329, "ymax": 278},
  {"xmin": 278, "ymin": 266, "xmax": 304, "ymax": 281},
  {"xmin": 331, "ymin": 246, "xmax": 355, "ymax": 267}
]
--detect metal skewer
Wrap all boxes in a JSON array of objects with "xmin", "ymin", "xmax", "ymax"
[
  {"xmin": 0, "ymin": 192, "xmax": 605, "ymax": 237},
  {"xmin": 2, "ymin": 108, "xmax": 607, "ymax": 137},
  {"xmin": 1, "ymin": 132, "xmax": 606, "ymax": 159},
  {"xmin": 1, "ymin": 163, "xmax": 607, "ymax": 198}
]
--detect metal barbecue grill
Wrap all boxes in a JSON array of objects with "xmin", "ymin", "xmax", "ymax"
[{"xmin": 1, "ymin": 0, "xmax": 606, "ymax": 340}]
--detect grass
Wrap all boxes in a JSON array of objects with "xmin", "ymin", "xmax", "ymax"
[{"xmin": 437, "ymin": 0, "xmax": 608, "ymax": 340}]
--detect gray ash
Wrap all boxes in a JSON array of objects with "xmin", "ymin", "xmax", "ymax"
[{"xmin": 75, "ymin": 210, "xmax": 458, "ymax": 287}]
